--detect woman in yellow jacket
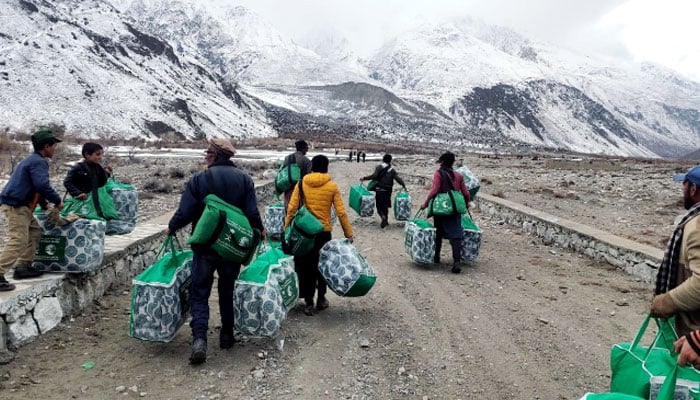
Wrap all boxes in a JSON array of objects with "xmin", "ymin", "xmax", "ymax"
[{"xmin": 284, "ymin": 155, "xmax": 354, "ymax": 316}]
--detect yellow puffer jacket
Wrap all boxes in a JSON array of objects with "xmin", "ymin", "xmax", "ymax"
[{"xmin": 284, "ymin": 172, "xmax": 353, "ymax": 238}]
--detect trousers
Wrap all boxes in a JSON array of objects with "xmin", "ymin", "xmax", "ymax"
[
  {"xmin": 0, "ymin": 205, "xmax": 42, "ymax": 274},
  {"xmin": 189, "ymin": 252, "xmax": 241, "ymax": 340},
  {"xmin": 294, "ymin": 231, "xmax": 332, "ymax": 303}
]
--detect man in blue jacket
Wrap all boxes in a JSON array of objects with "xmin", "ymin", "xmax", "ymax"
[
  {"xmin": 166, "ymin": 138, "xmax": 265, "ymax": 365},
  {"xmin": 0, "ymin": 129, "xmax": 64, "ymax": 291}
]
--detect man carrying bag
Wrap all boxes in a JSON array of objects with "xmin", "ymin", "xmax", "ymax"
[{"xmin": 166, "ymin": 138, "xmax": 265, "ymax": 365}]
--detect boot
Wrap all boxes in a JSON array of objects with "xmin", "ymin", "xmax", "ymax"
[
  {"xmin": 12, "ymin": 262, "xmax": 43, "ymax": 280},
  {"xmin": 316, "ymin": 296, "xmax": 329, "ymax": 311},
  {"xmin": 451, "ymin": 261, "xmax": 462, "ymax": 274},
  {"xmin": 380, "ymin": 215, "xmax": 388, "ymax": 228},
  {"xmin": 0, "ymin": 276, "xmax": 15, "ymax": 292},
  {"xmin": 303, "ymin": 298, "xmax": 315, "ymax": 316},
  {"xmin": 189, "ymin": 338, "xmax": 207, "ymax": 365},
  {"xmin": 220, "ymin": 331, "xmax": 235, "ymax": 349}
]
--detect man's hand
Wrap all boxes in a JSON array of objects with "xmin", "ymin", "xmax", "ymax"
[
  {"xmin": 676, "ymin": 335, "xmax": 700, "ymax": 367},
  {"xmin": 650, "ymin": 293, "xmax": 677, "ymax": 318},
  {"xmin": 347, "ymin": 236, "xmax": 354, "ymax": 244},
  {"xmin": 77, "ymin": 193, "xmax": 87, "ymax": 200},
  {"xmin": 56, "ymin": 202, "xmax": 64, "ymax": 211}
]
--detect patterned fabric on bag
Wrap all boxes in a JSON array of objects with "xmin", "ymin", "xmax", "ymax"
[
  {"xmin": 460, "ymin": 214, "xmax": 482, "ymax": 262},
  {"xmin": 394, "ymin": 190, "xmax": 412, "ymax": 221},
  {"xmin": 263, "ymin": 202, "xmax": 285, "ymax": 239},
  {"xmin": 106, "ymin": 181, "xmax": 138, "ymax": 235},
  {"xmin": 129, "ymin": 238, "xmax": 192, "ymax": 342},
  {"xmin": 318, "ymin": 239, "xmax": 376, "ymax": 297},
  {"xmin": 404, "ymin": 215, "xmax": 436, "ymax": 264},
  {"xmin": 349, "ymin": 185, "xmax": 374, "ymax": 217},
  {"xmin": 456, "ymin": 166, "xmax": 480, "ymax": 199},
  {"xmin": 234, "ymin": 247, "xmax": 298, "ymax": 338},
  {"xmin": 33, "ymin": 213, "xmax": 106, "ymax": 273}
]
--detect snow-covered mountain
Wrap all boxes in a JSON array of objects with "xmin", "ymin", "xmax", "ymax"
[
  {"xmin": 366, "ymin": 20, "xmax": 700, "ymax": 157},
  {"xmin": 2, "ymin": 0, "xmax": 699, "ymax": 157},
  {"xmin": 0, "ymin": 0, "xmax": 273, "ymax": 140}
]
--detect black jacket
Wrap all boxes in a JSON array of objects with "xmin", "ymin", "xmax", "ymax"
[
  {"xmin": 168, "ymin": 160, "xmax": 263, "ymax": 234},
  {"xmin": 363, "ymin": 162, "xmax": 406, "ymax": 191},
  {"xmin": 63, "ymin": 161, "xmax": 109, "ymax": 197}
]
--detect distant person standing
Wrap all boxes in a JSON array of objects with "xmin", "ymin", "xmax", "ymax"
[
  {"xmin": 356, "ymin": 151, "xmax": 361, "ymax": 163},
  {"xmin": 0, "ymin": 129, "xmax": 64, "ymax": 290},
  {"xmin": 360, "ymin": 154, "xmax": 406, "ymax": 228},
  {"xmin": 282, "ymin": 140, "xmax": 312, "ymax": 212},
  {"xmin": 64, "ymin": 142, "xmax": 113, "ymax": 199},
  {"xmin": 361, "ymin": 151, "xmax": 366, "ymax": 163},
  {"xmin": 166, "ymin": 138, "xmax": 264, "ymax": 365},
  {"xmin": 420, "ymin": 151, "xmax": 471, "ymax": 274}
]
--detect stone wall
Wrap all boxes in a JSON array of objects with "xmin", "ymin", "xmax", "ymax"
[{"xmin": 0, "ymin": 182, "xmax": 277, "ymax": 359}]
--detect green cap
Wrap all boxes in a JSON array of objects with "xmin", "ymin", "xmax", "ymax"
[{"xmin": 31, "ymin": 129, "xmax": 62, "ymax": 144}]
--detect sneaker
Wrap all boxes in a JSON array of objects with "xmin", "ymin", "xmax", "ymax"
[
  {"xmin": 316, "ymin": 297, "xmax": 329, "ymax": 311},
  {"xmin": 189, "ymin": 338, "xmax": 207, "ymax": 365},
  {"xmin": 220, "ymin": 332, "xmax": 235, "ymax": 349},
  {"xmin": 0, "ymin": 277, "xmax": 15, "ymax": 292},
  {"xmin": 12, "ymin": 264, "xmax": 43, "ymax": 280}
]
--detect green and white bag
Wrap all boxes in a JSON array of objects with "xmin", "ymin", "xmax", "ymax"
[
  {"xmin": 61, "ymin": 186, "xmax": 119, "ymax": 221},
  {"xmin": 460, "ymin": 214, "xmax": 482, "ymax": 262},
  {"xmin": 275, "ymin": 160, "xmax": 301, "ymax": 194},
  {"xmin": 394, "ymin": 188, "xmax": 412, "ymax": 221},
  {"xmin": 404, "ymin": 210, "xmax": 436, "ymax": 264},
  {"xmin": 349, "ymin": 184, "xmax": 374, "ymax": 217},
  {"xmin": 318, "ymin": 239, "xmax": 376, "ymax": 297},
  {"xmin": 234, "ymin": 245, "xmax": 298, "ymax": 338},
  {"xmin": 610, "ymin": 315, "xmax": 700, "ymax": 398},
  {"xmin": 263, "ymin": 201, "xmax": 285, "ymax": 239},
  {"xmin": 282, "ymin": 180, "xmax": 325, "ymax": 256},
  {"xmin": 456, "ymin": 165, "xmax": 480, "ymax": 199},
  {"xmin": 33, "ymin": 213, "xmax": 106, "ymax": 273},
  {"xmin": 188, "ymin": 194, "xmax": 260, "ymax": 265},
  {"xmin": 105, "ymin": 176, "xmax": 138, "ymax": 235},
  {"xmin": 426, "ymin": 170, "xmax": 467, "ymax": 218},
  {"xmin": 129, "ymin": 236, "xmax": 192, "ymax": 342}
]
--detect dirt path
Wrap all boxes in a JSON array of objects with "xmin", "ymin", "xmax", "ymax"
[{"xmin": 0, "ymin": 162, "xmax": 656, "ymax": 399}]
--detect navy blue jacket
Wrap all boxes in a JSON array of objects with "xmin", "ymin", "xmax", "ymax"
[
  {"xmin": 0, "ymin": 152, "xmax": 61, "ymax": 207},
  {"xmin": 168, "ymin": 160, "xmax": 263, "ymax": 234}
]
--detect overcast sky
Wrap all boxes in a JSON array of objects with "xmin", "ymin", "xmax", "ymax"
[{"xmin": 199, "ymin": 0, "xmax": 699, "ymax": 81}]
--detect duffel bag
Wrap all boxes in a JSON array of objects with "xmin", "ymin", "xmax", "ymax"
[
  {"xmin": 33, "ymin": 212, "xmax": 106, "ymax": 273},
  {"xmin": 393, "ymin": 188, "xmax": 412, "ymax": 221},
  {"xmin": 105, "ymin": 175, "xmax": 138, "ymax": 235},
  {"xmin": 61, "ymin": 186, "xmax": 119, "ymax": 221},
  {"xmin": 404, "ymin": 210, "xmax": 436, "ymax": 264},
  {"xmin": 129, "ymin": 236, "xmax": 192, "ymax": 342},
  {"xmin": 282, "ymin": 205, "xmax": 324, "ymax": 256},
  {"xmin": 349, "ymin": 184, "xmax": 374, "ymax": 217},
  {"xmin": 264, "ymin": 201, "xmax": 285, "ymax": 239},
  {"xmin": 188, "ymin": 194, "xmax": 260, "ymax": 265},
  {"xmin": 460, "ymin": 214, "xmax": 482, "ymax": 262},
  {"xmin": 318, "ymin": 239, "xmax": 376, "ymax": 297},
  {"xmin": 275, "ymin": 162, "xmax": 301, "ymax": 194},
  {"xmin": 234, "ymin": 245, "xmax": 299, "ymax": 338}
]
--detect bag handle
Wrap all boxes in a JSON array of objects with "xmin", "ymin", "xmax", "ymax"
[
  {"xmin": 157, "ymin": 235, "xmax": 184, "ymax": 258},
  {"xmin": 413, "ymin": 209, "xmax": 426, "ymax": 220}
]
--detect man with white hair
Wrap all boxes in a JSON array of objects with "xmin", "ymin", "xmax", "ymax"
[{"xmin": 166, "ymin": 138, "xmax": 264, "ymax": 365}]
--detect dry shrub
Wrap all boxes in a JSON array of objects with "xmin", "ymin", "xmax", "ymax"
[
  {"xmin": 481, "ymin": 177, "xmax": 493, "ymax": 185},
  {"xmin": 493, "ymin": 190, "xmax": 505, "ymax": 198},
  {"xmin": 168, "ymin": 167, "xmax": 186, "ymax": 179},
  {"xmin": 553, "ymin": 191, "xmax": 579, "ymax": 200},
  {"xmin": 143, "ymin": 178, "xmax": 173, "ymax": 193}
]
